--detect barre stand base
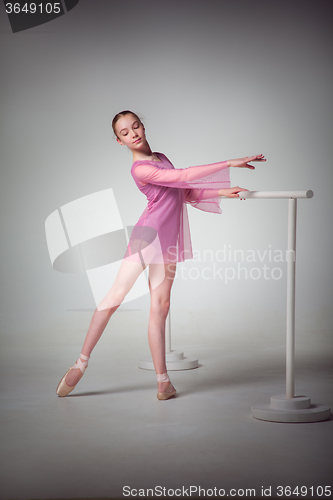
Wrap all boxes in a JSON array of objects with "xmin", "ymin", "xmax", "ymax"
[
  {"xmin": 252, "ymin": 395, "xmax": 331, "ymax": 423},
  {"xmin": 138, "ymin": 350, "xmax": 199, "ymax": 371}
]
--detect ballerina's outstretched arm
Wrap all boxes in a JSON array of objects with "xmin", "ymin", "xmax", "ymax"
[
  {"xmin": 184, "ymin": 154, "xmax": 266, "ymax": 203},
  {"xmin": 133, "ymin": 153, "xmax": 266, "ymax": 191},
  {"xmin": 132, "ymin": 158, "xmax": 230, "ymax": 189}
]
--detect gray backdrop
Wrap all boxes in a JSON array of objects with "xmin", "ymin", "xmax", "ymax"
[{"xmin": 1, "ymin": 0, "xmax": 332, "ymax": 340}]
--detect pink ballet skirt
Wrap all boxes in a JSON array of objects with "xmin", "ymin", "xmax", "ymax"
[{"xmin": 123, "ymin": 152, "xmax": 231, "ymax": 265}]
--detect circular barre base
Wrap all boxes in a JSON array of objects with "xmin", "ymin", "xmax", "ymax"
[
  {"xmin": 252, "ymin": 394, "xmax": 331, "ymax": 423},
  {"xmin": 138, "ymin": 350, "xmax": 199, "ymax": 371}
]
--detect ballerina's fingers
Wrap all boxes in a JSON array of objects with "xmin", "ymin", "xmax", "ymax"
[{"xmin": 252, "ymin": 154, "xmax": 266, "ymax": 161}]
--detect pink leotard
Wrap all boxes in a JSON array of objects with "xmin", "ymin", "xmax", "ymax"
[{"xmin": 123, "ymin": 152, "xmax": 231, "ymax": 264}]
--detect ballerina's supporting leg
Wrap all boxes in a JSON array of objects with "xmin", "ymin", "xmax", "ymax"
[{"xmin": 147, "ymin": 262, "xmax": 177, "ymax": 399}]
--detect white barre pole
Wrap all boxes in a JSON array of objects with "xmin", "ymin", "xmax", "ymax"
[
  {"xmin": 237, "ymin": 190, "xmax": 310, "ymax": 399},
  {"xmin": 238, "ymin": 190, "xmax": 330, "ymax": 422},
  {"xmin": 238, "ymin": 190, "xmax": 313, "ymax": 199},
  {"xmin": 286, "ymin": 198, "xmax": 296, "ymax": 398}
]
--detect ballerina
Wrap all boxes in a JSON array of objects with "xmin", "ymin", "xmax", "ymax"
[{"xmin": 56, "ymin": 110, "xmax": 266, "ymax": 400}]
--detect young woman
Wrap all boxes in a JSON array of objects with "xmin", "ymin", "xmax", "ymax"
[{"xmin": 56, "ymin": 110, "xmax": 266, "ymax": 400}]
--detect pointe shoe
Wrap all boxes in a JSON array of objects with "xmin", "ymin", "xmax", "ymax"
[
  {"xmin": 56, "ymin": 353, "xmax": 90, "ymax": 397},
  {"xmin": 157, "ymin": 382, "xmax": 177, "ymax": 400},
  {"xmin": 156, "ymin": 372, "xmax": 177, "ymax": 401}
]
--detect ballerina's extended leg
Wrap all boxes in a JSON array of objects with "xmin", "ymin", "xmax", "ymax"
[{"xmin": 56, "ymin": 257, "xmax": 149, "ymax": 396}]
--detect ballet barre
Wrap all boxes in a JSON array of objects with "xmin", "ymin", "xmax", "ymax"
[
  {"xmin": 239, "ymin": 190, "xmax": 313, "ymax": 398},
  {"xmin": 235, "ymin": 190, "xmax": 329, "ymax": 422},
  {"xmin": 237, "ymin": 189, "xmax": 313, "ymax": 199}
]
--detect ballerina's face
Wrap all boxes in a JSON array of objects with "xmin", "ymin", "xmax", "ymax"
[{"xmin": 115, "ymin": 114, "xmax": 147, "ymax": 151}]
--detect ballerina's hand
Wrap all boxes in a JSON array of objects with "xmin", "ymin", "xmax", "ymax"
[
  {"xmin": 229, "ymin": 154, "xmax": 266, "ymax": 169},
  {"xmin": 220, "ymin": 187, "xmax": 249, "ymax": 198}
]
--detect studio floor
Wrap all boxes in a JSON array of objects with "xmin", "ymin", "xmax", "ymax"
[{"xmin": 1, "ymin": 308, "xmax": 332, "ymax": 500}]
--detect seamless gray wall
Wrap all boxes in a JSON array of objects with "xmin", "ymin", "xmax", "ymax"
[{"xmin": 0, "ymin": 0, "xmax": 332, "ymax": 338}]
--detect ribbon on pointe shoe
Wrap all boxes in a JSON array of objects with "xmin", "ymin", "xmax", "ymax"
[
  {"xmin": 71, "ymin": 353, "xmax": 90, "ymax": 374},
  {"xmin": 156, "ymin": 372, "xmax": 170, "ymax": 383}
]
